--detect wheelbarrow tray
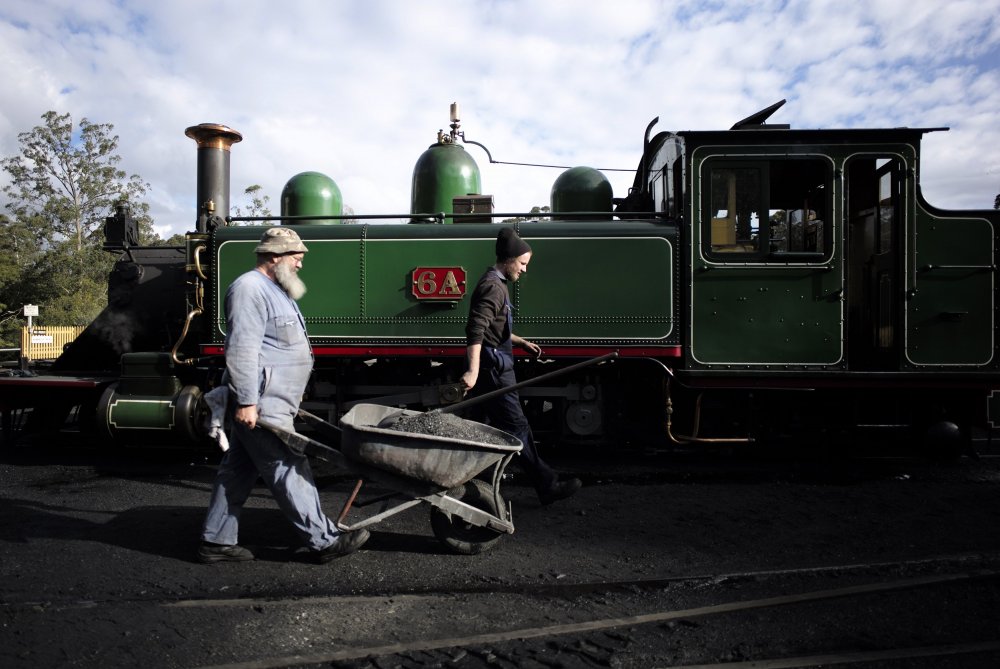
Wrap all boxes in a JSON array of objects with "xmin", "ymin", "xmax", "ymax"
[{"xmin": 339, "ymin": 403, "xmax": 522, "ymax": 489}]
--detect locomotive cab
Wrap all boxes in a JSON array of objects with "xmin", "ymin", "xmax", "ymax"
[{"xmin": 648, "ymin": 103, "xmax": 1000, "ymax": 453}]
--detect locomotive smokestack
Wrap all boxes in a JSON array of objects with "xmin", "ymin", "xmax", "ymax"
[{"xmin": 184, "ymin": 123, "xmax": 243, "ymax": 232}]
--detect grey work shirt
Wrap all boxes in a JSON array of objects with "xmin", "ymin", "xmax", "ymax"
[{"xmin": 224, "ymin": 269, "xmax": 313, "ymax": 431}]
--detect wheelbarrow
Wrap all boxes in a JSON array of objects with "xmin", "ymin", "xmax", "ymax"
[
  {"xmin": 260, "ymin": 405, "xmax": 523, "ymax": 554},
  {"xmin": 259, "ymin": 352, "xmax": 617, "ymax": 554}
]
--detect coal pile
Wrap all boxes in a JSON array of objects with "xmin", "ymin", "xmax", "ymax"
[{"xmin": 387, "ymin": 411, "xmax": 514, "ymax": 446}]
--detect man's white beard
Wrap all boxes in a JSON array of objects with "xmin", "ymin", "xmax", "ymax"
[{"xmin": 274, "ymin": 262, "xmax": 307, "ymax": 300}]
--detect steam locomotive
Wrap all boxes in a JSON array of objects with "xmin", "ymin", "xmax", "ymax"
[{"xmin": 3, "ymin": 100, "xmax": 998, "ymax": 457}]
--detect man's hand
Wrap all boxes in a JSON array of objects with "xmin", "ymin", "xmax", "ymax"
[
  {"xmin": 234, "ymin": 404, "xmax": 258, "ymax": 430},
  {"xmin": 462, "ymin": 343, "xmax": 482, "ymax": 394},
  {"xmin": 460, "ymin": 369, "xmax": 478, "ymax": 394},
  {"xmin": 512, "ymin": 334, "xmax": 541, "ymax": 359}
]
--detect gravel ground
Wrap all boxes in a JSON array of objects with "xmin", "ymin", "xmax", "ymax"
[{"xmin": 1, "ymin": 435, "xmax": 999, "ymax": 668}]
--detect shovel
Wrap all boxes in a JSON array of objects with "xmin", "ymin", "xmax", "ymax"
[{"xmin": 377, "ymin": 351, "xmax": 618, "ymax": 428}]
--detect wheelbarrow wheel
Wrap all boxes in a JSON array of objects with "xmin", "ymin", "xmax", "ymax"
[{"xmin": 430, "ymin": 479, "xmax": 505, "ymax": 555}]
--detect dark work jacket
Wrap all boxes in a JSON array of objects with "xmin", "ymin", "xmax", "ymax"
[{"xmin": 465, "ymin": 267, "xmax": 511, "ymax": 352}]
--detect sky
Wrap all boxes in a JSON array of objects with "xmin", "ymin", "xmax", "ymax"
[{"xmin": 1, "ymin": 0, "xmax": 999, "ymax": 239}]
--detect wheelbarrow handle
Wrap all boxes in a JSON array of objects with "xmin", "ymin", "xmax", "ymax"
[
  {"xmin": 438, "ymin": 351, "xmax": 618, "ymax": 415},
  {"xmin": 257, "ymin": 418, "xmax": 340, "ymax": 460},
  {"xmin": 297, "ymin": 408, "xmax": 343, "ymax": 445}
]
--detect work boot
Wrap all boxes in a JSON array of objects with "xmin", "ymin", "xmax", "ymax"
[
  {"xmin": 313, "ymin": 529, "xmax": 371, "ymax": 564},
  {"xmin": 197, "ymin": 541, "xmax": 255, "ymax": 564},
  {"xmin": 538, "ymin": 477, "xmax": 582, "ymax": 506}
]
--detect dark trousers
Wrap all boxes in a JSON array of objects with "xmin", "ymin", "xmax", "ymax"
[{"xmin": 468, "ymin": 362, "xmax": 558, "ymax": 494}]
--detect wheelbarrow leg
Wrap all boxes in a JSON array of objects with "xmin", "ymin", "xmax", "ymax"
[
  {"xmin": 334, "ymin": 478, "xmax": 430, "ymax": 532},
  {"xmin": 336, "ymin": 478, "xmax": 365, "ymax": 528},
  {"xmin": 489, "ymin": 453, "xmax": 516, "ymax": 524}
]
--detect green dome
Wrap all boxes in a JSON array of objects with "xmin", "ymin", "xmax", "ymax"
[
  {"xmin": 281, "ymin": 171, "xmax": 343, "ymax": 224},
  {"xmin": 410, "ymin": 143, "xmax": 481, "ymax": 222},
  {"xmin": 550, "ymin": 166, "xmax": 612, "ymax": 215}
]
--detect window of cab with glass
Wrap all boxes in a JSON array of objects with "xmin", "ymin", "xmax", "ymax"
[{"xmin": 702, "ymin": 158, "xmax": 831, "ymax": 261}]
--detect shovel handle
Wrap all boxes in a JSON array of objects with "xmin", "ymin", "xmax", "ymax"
[{"xmin": 438, "ymin": 351, "xmax": 618, "ymax": 415}]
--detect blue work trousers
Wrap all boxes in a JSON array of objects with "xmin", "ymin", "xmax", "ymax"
[{"xmin": 201, "ymin": 422, "xmax": 340, "ymax": 551}]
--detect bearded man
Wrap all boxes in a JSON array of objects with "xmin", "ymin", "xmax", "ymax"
[{"xmin": 198, "ymin": 226, "xmax": 369, "ymax": 564}]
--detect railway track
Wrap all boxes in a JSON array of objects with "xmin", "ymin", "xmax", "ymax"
[
  {"xmin": 205, "ymin": 564, "xmax": 1000, "ymax": 669},
  {"xmin": 6, "ymin": 553, "xmax": 999, "ymax": 668},
  {"xmin": 192, "ymin": 564, "xmax": 1000, "ymax": 669}
]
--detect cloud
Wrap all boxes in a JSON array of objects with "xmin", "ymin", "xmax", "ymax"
[{"xmin": 1, "ymin": 0, "xmax": 998, "ymax": 238}]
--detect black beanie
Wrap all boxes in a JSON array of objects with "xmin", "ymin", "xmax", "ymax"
[{"xmin": 495, "ymin": 227, "xmax": 532, "ymax": 259}]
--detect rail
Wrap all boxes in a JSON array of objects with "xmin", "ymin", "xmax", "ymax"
[{"xmin": 227, "ymin": 211, "xmax": 671, "ymax": 224}]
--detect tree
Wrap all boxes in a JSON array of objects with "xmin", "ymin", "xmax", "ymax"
[
  {"xmin": 0, "ymin": 214, "xmax": 38, "ymax": 345},
  {"xmin": 994, "ymin": 191, "xmax": 999, "ymax": 210},
  {"xmin": 501, "ymin": 205, "xmax": 550, "ymax": 224},
  {"xmin": 0, "ymin": 111, "xmax": 151, "ymax": 339},
  {"xmin": 2, "ymin": 111, "xmax": 150, "ymax": 253},
  {"xmin": 230, "ymin": 184, "xmax": 272, "ymax": 222},
  {"xmin": 161, "ymin": 233, "xmax": 188, "ymax": 246}
]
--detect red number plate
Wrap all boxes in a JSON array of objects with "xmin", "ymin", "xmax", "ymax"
[{"xmin": 411, "ymin": 267, "xmax": 467, "ymax": 300}]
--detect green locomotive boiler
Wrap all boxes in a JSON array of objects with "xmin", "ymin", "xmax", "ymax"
[{"xmin": 8, "ymin": 100, "xmax": 998, "ymax": 457}]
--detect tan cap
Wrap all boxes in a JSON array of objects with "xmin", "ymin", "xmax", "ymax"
[{"xmin": 254, "ymin": 227, "xmax": 308, "ymax": 255}]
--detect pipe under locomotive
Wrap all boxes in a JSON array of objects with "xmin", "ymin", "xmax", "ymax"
[{"xmin": 4, "ymin": 101, "xmax": 999, "ymax": 458}]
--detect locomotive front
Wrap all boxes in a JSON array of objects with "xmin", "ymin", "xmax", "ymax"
[{"xmin": 84, "ymin": 108, "xmax": 681, "ymax": 448}]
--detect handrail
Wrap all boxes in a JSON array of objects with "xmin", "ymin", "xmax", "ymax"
[
  {"xmin": 227, "ymin": 211, "xmax": 669, "ymax": 224},
  {"xmin": 170, "ymin": 308, "xmax": 202, "ymax": 366},
  {"xmin": 193, "ymin": 244, "xmax": 208, "ymax": 280},
  {"xmin": 919, "ymin": 264, "xmax": 995, "ymax": 272}
]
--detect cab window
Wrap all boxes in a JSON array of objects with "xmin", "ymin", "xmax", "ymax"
[{"xmin": 703, "ymin": 158, "xmax": 831, "ymax": 261}]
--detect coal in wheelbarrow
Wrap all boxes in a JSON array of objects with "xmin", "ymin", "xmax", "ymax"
[{"xmin": 339, "ymin": 403, "xmax": 522, "ymax": 489}]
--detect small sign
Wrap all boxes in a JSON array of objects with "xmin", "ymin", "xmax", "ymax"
[
  {"xmin": 31, "ymin": 335, "xmax": 53, "ymax": 344},
  {"xmin": 411, "ymin": 267, "xmax": 467, "ymax": 301},
  {"xmin": 23, "ymin": 304, "xmax": 38, "ymax": 317}
]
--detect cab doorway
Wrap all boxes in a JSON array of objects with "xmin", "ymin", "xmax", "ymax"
[{"xmin": 846, "ymin": 157, "xmax": 904, "ymax": 370}]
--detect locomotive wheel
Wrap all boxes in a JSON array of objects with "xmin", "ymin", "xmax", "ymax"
[
  {"xmin": 920, "ymin": 420, "xmax": 966, "ymax": 463},
  {"xmin": 429, "ymin": 478, "xmax": 504, "ymax": 555}
]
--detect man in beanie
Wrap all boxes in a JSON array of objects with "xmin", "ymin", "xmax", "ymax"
[
  {"xmin": 198, "ymin": 226, "xmax": 369, "ymax": 563},
  {"xmin": 460, "ymin": 227, "xmax": 582, "ymax": 505}
]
